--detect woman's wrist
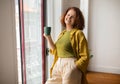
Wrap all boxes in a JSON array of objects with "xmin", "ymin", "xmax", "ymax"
[{"xmin": 46, "ymin": 35, "xmax": 51, "ymax": 40}]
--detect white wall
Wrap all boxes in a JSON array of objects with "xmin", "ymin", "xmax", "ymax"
[
  {"xmin": 88, "ymin": 0, "xmax": 120, "ymax": 74},
  {"xmin": 0, "ymin": 0, "xmax": 18, "ymax": 84},
  {"xmin": 62, "ymin": 0, "xmax": 80, "ymax": 14}
]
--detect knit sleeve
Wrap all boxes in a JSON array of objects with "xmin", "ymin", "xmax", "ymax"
[{"xmin": 75, "ymin": 31, "xmax": 89, "ymax": 73}]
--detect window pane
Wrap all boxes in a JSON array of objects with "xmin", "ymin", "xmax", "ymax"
[{"xmin": 23, "ymin": 0, "xmax": 42, "ymax": 84}]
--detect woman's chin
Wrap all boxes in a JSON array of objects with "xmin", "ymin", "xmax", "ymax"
[{"xmin": 65, "ymin": 22, "xmax": 70, "ymax": 25}]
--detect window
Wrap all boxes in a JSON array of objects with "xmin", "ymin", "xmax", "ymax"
[{"xmin": 15, "ymin": 0, "xmax": 45, "ymax": 84}]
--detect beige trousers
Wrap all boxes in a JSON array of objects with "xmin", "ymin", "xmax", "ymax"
[{"xmin": 45, "ymin": 58, "xmax": 82, "ymax": 84}]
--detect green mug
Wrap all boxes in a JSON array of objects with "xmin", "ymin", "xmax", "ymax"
[{"xmin": 44, "ymin": 26, "xmax": 51, "ymax": 35}]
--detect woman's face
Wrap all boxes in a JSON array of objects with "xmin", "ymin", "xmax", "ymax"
[{"xmin": 64, "ymin": 9, "xmax": 76, "ymax": 27}]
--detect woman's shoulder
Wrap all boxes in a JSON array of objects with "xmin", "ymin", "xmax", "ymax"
[
  {"xmin": 73, "ymin": 29, "xmax": 87, "ymax": 41},
  {"xmin": 59, "ymin": 29, "xmax": 66, "ymax": 35},
  {"xmin": 71, "ymin": 28, "xmax": 84, "ymax": 36},
  {"xmin": 76, "ymin": 29, "xmax": 83, "ymax": 33},
  {"xmin": 57, "ymin": 29, "xmax": 66, "ymax": 39}
]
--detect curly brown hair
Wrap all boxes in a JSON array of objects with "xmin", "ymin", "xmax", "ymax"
[{"xmin": 61, "ymin": 7, "xmax": 85, "ymax": 30}]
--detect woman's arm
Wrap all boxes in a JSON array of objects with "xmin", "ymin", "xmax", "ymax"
[
  {"xmin": 43, "ymin": 34, "xmax": 55, "ymax": 50},
  {"xmin": 74, "ymin": 31, "xmax": 89, "ymax": 73}
]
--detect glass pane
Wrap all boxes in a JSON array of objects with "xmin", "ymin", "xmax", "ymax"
[{"xmin": 23, "ymin": 0, "xmax": 42, "ymax": 84}]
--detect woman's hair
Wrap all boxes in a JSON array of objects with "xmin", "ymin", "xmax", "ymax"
[{"xmin": 61, "ymin": 7, "xmax": 85, "ymax": 30}]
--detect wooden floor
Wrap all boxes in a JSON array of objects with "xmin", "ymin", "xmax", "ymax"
[{"xmin": 86, "ymin": 71, "xmax": 120, "ymax": 84}]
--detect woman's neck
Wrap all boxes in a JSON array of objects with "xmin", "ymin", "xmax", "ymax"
[{"xmin": 66, "ymin": 25, "xmax": 73, "ymax": 31}]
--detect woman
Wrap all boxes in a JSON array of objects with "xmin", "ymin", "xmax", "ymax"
[{"xmin": 44, "ymin": 7, "xmax": 89, "ymax": 84}]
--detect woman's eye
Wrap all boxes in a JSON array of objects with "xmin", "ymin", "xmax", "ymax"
[{"xmin": 67, "ymin": 14, "xmax": 70, "ymax": 16}]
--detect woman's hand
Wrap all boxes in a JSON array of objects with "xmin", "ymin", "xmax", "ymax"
[{"xmin": 43, "ymin": 33, "xmax": 51, "ymax": 39}]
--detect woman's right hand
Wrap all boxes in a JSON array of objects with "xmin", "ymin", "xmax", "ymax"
[{"xmin": 43, "ymin": 33, "xmax": 51, "ymax": 39}]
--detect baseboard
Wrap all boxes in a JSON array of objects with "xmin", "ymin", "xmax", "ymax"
[{"xmin": 87, "ymin": 65, "xmax": 120, "ymax": 74}]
